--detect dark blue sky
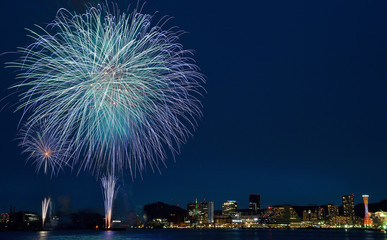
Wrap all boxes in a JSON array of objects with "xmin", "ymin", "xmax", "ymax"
[{"xmin": 1, "ymin": 0, "xmax": 387, "ymax": 214}]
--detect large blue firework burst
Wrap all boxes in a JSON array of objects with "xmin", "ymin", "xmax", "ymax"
[{"xmin": 9, "ymin": 3, "xmax": 204, "ymax": 177}]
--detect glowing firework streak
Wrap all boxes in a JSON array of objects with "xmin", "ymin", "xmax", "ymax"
[
  {"xmin": 18, "ymin": 122, "xmax": 72, "ymax": 176},
  {"xmin": 9, "ymin": 3, "xmax": 205, "ymax": 177},
  {"xmin": 42, "ymin": 197, "xmax": 50, "ymax": 228},
  {"xmin": 101, "ymin": 175, "xmax": 118, "ymax": 229}
]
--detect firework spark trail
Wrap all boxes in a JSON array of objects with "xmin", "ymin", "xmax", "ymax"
[
  {"xmin": 8, "ymin": 3, "xmax": 205, "ymax": 177},
  {"xmin": 42, "ymin": 197, "xmax": 50, "ymax": 228},
  {"xmin": 18, "ymin": 121, "xmax": 72, "ymax": 176},
  {"xmin": 101, "ymin": 174, "xmax": 118, "ymax": 229}
]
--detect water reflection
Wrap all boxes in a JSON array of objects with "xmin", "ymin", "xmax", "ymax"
[
  {"xmin": 3, "ymin": 229, "xmax": 387, "ymax": 240},
  {"xmin": 344, "ymin": 229, "xmax": 349, "ymax": 240},
  {"xmin": 35, "ymin": 231, "xmax": 49, "ymax": 240},
  {"xmin": 103, "ymin": 230, "xmax": 115, "ymax": 240}
]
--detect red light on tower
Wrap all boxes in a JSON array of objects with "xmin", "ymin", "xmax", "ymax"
[{"xmin": 362, "ymin": 195, "xmax": 372, "ymax": 226}]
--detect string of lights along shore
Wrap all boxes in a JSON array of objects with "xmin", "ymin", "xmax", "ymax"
[{"xmin": 5, "ymin": 2, "xmax": 205, "ymax": 230}]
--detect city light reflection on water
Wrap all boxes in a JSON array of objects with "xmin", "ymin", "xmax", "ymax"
[
  {"xmin": 0, "ymin": 229, "xmax": 386, "ymax": 240},
  {"xmin": 31, "ymin": 230, "xmax": 149, "ymax": 240},
  {"xmin": 103, "ymin": 230, "xmax": 114, "ymax": 240},
  {"xmin": 37, "ymin": 231, "xmax": 49, "ymax": 240}
]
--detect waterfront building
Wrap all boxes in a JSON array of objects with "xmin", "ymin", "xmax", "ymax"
[
  {"xmin": 198, "ymin": 202, "xmax": 208, "ymax": 223},
  {"xmin": 373, "ymin": 212, "xmax": 386, "ymax": 227},
  {"xmin": 262, "ymin": 205, "xmax": 299, "ymax": 224},
  {"xmin": 208, "ymin": 201, "xmax": 214, "ymax": 223},
  {"xmin": 11, "ymin": 212, "xmax": 40, "ymax": 230},
  {"xmin": 327, "ymin": 204, "xmax": 339, "ymax": 218},
  {"xmin": 222, "ymin": 200, "xmax": 238, "ymax": 217},
  {"xmin": 187, "ymin": 200, "xmax": 198, "ymax": 222},
  {"xmin": 317, "ymin": 207, "xmax": 325, "ymax": 220},
  {"xmin": 329, "ymin": 216, "xmax": 351, "ymax": 226},
  {"xmin": 342, "ymin": 194, "xmax": 355, "ymax": 220},
  {"xmin": 249, "ymin": 194, "xmax": 261, "ymax": 214},
  {"xmin": 302, "ymin": 209, "xmax": 317, "ymax": 222},
  {"xmin": 215, "ymin": 215, "xmax": 232, "ymax": 225},
  {"xmin": 0, "ymin": 213, "xmax": 9, "ymax": 224}
]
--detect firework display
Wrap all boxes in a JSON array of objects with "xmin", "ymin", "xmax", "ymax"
[
  {"xmin": 18, "ymin": 122, "xmax": 72, "ymax": 176},
  {"xmin": 101, "ymin": 174, "xmax": 118, "ymax": 229},
  {"xmin": 9, "ymin": 3, "xmax": 204, "ymax": 177},
  {"xmin": 7, "ymin": 3, "xmax": 204, "ymax": 229},
  {"xmin": 41, "ymin": 197, "xmax": 51, "ymax": 228}
]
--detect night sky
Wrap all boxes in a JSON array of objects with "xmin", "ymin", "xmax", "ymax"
[{"xmin": 1, "ymin": 0, "xmax": 387, "ymax": 215}]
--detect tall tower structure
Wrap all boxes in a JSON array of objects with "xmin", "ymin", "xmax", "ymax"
[
  {"xmin": 362, "ymin": 195, "xmax": 372, "ymax": 226},
  {"xmin": 187, "ymin": 199, "xmax": 199, "ymax": 223},
  {"xmin": 208, "ymin": 201, "xmax": 214, "ymax": 223},
  {"xmin": 249, "ymin": 194, "xmax": 261, "ymax": 214},
  {"xmin": 342, "ymin": 194, "xmax": 355, "ymax": 220}
]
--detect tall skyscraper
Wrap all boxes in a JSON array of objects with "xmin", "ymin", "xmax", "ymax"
[
  {"xmin": 187, "ymin": 199, "xmax": 198, "ymax": 222},
  {"xmin": 222, "ymin": 200, "xmax": 238, "ymax": 217},
  {"xmin": 208, "ymin": 201, "xmax": 214, "ymax": 223},
  {"xmin": 198, "ymin": 201, "xmax": 214, "ymax": 223},
  {"xmin": 342, "ymin": 194, "xmax": 355, "ymax": 220},
  {"xmin": 249, "ymin": 194, "xmax": 261, "ymax": 214},
  {"xmin": 362, "ymin": 195, "xmax": 372, "ymax": 226},
  {"xmin": 198, "ymin": 201, "xmax": 209, "ymax": 223}
]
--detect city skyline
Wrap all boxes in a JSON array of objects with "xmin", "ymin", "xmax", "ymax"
[
  {"xmin": 2, "ymin": 191, "xmax": 384, "ymax": 215},
  {"xmin": 3, "ymin": 192, "xmax": 386, "ymax": 230},
  {"xmin": 1, "ymin": 0, "xmax": 387, "ymax": 217},
  {"xmin": 2, "ymin": 193, "xmax": 386, "ymax": 230}
]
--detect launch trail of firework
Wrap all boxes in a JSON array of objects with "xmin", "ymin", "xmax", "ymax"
[
  {"xmin": 101, "ymin": 174, "xmax": 118, "ymax": 229},
  {"xmin": 42, "ymin": 197, "xmax": 50, "ymax": 228}
]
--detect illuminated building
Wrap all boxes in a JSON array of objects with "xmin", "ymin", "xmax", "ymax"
[
  {"xmin": 187, "ymin": 200, "xmax": 198, "ymax": 222},
  {"xmin": 198, "ymin": 201, "xmax": 214, "ymax": 224},
  {"xmin": 342, "ymin": 194, "xmax": 355, "ymax": 220},
  {"xmin": 0, "ymin": 213, "xmax": 10, "ymax": 229},
  {"xmin": 11, "ymin": 212, "xmax": 40, "ymax": 230},
  {"xmin": 327, "ymin": 204, "xmax": 339, "ymax": 218},
  {"xmin": 373, "ymin": 212, "xmax": 386, "ymax": 227},
  {"xmin": 362, "ymin": 195, "xmax": 372, "ymax": 226},
  {"xmin": 303, "ymin": 209, "xmax": 317, "ymax": 221},
  {"xmin": 148, "ymin": 218, "xmax": 169, "ymax": 228},
  {"xmin": 215, "ymin": 215, "xmax": 232, "ymax": 224},
  {"xmin": 301, "ymin": 207, "xmax": 325, "ymax": 222},
  {"xmin": 222, "ymin": 200, "xmax": 238, "ymax": 217},
  {"xmin": 317, "ymin": 207, "xmax": 325, "ymax": 220},
  {"xmin": 111, "ymin": 219, "xmax": 123, "ymax": 229},
  {"xmin": 329, "ymin": 216, "xmax": 351, "ymax": 226},
  {"xmin": 0, "ymin": 213, "xmax": 9, "ymax": 224},
  {"xmin": 249, "ymin": 194, "xmax": 260, "ymax": 214},
  {"xmin": 198, "ymin": 202, "xmax": 208, "ymax": 223},
  {"xmin": 208, "ymin": 202, "xmax": 214, "ymax": 223},
  {"xmin": 262, "ymin": 205, "xmax": 299, "ymax": 224}
]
